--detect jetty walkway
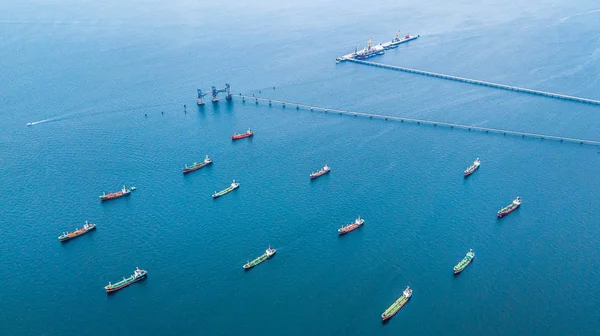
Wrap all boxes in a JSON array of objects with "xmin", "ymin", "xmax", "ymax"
[
  {"xmin": 236, "ymin": 95, "xmax": 600, "ymax": 146},
  {"xmin": 345, "ymin": 59, "xmax": 600, "ymax": 106}
]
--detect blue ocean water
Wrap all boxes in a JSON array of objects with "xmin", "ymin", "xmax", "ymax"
[{"xmin": 2, "ymin": 0, "xmax": 600, "ymax": 334}]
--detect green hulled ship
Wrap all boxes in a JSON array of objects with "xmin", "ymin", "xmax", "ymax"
[
  {"xmin": 381, "ymin": 286, "xmax": 413, "ymax": 322},
  {"xmin": 183, "ymin": 155, "xmax": 212, "ymax": 174},
  {"xmin": 104, "ymin": 267, "xmax": 147, "ymax": 293},
  {"xmin": 212, "ymin": 180, "xmax": 240, "ymax": 199},
  {"xmin": 453, "ymin": 249, "xmax": 475, "ymax": 274},
  {"xmin": 243, "ymin": 247, "xmax": 276, "ymax": 270}
]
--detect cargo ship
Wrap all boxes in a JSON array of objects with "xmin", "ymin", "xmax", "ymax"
[
  {"xmin": 58, "ymin": 221, "xmax": 96, "ymax": 242},
  {"xmin": 453, "ymin": 249, "xmax": 475, "ymax": 274},
  {"xmin": 183, "ymin": 155, "xmax": 212, "ymax": 174},
  {"xmin": 381, "ymin": 286, "xmax": 413, "ymax": 322},
  {"xmin": 338, "ymin": 216, "xmax": 364, "ymax": 235},
  {"xmin": 104, "ymin": 267, "xmax": 147, "ymax": 293},
  {"xmin": 232, "ymin": 129, "xmax": 253, "ymax": 140},
  {"xmin": 243, "ymin": 246, "xmax": 277, "ymax": 270},
  {"xmin": 99, "ymin": 185, "xmax": 135, "ymax": 201},
  {"xmin": 310, "ymin": 165, "xmax": 330, "ymax": 179},
  {"xmin": 464, "ymin": 158, "xmax": 481, "ymax": 177},
  {"xmin": 212, "ymin": 180, "xmax": 240, "ymax": 198},
  {"xmin": 381, "ymin": 32, "xmax": 420, "ymax": 50},
  {"xmin": 497, "ymin": 197, "xmax": 522, "ymax": 218}
]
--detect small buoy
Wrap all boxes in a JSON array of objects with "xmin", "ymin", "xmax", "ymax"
[
  {"xmin": 144, "ymin": 114, "xmax": 147, "ymax": 117},
  {"xmin": 273, "ymin": 87, "xmax": 275, "ymax": 90},
  {"xmin": 161, "ymin": 111, "xmax": 164, "ymax": 115}
]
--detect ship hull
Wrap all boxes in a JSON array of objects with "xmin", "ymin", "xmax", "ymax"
[
  {"xmin": 338, "ymin": 222, "xmax": 363, "ymax": 235},
  {"xmin": 310, "ymin": 170, "xmax": 330, "ymax": 180},
  {"xmin": 183, "ymin": 162, "xmax": 211, "ymax": 174},
  {"xmin": 453, "ymin": 260, "xmax": 473, "ymax": 274},
  {"xmin": 338, "ymin": 228, "xmax": 357, "ymax": 235},
  {"xmin": 59, "ymin": 226, "xmax": 96, "ymax": 242},
  {"xmin": 232, "ymin": 134, "xmax": 253, "ymax": 140},
  {"xmin": 100, "ymin": 192, "xmax": 130, "ymax": 201},
  {"xmin": 381, "ymin": 298, "xmax": 410, "ymax": 322},
  {"xmin": 497, "ymin": 206, "xmax": 519, "ymax": 218},
  {"xmin": 105, "ymin": 274, "xmax": 147, "ymax": 293},
  {"xmin": 464, "ymin": 166, "xmax": 479, "ymax": 177}
]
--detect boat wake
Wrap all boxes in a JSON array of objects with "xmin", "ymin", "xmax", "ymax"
[
  {"xmin": 26, "ymin": 119, "xmax": 53, "ymax": 126},
  {"xmin": 25, "ymin": 102, "xmax": 176, "ymax": 127},
  {"xmin": 556, "ymin": 8, "xmax": 600, "ymax": 24}
]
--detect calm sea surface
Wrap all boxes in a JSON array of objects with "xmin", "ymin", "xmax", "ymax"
[{"xmin": 2, "ymin": 1, "xmax": 600, "ymax": 335}]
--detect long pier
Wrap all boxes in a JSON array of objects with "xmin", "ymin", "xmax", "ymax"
[
  {"xmin": 344, "ymin": 59, "xmax": 600, "ymax": 106},
  {"xmin": 237, "ymin": 95, "xmax": 600, "ymax": 146}
]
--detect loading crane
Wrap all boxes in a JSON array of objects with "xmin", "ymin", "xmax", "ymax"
[
  {"xmin": 197, "ymin": 89, "xmax": 207, "ymax": 105},
  {"xmin": 211, "ymin": 83, "xmax": 232, "ymax": 102}
]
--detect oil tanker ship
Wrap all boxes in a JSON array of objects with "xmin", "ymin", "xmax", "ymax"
[
  {"xmin": 58, "ymin": 221, "xmax": 96, "ymax": 242},
  {"xmin": 354, "ymin": 37, "xmax": 385, "ymax": 60},
  {"xmin": 212, "ymin": 180, "xmax": 240, "ymax": 198},
  {"xmin": 100, "ymin": 185, "xmax": 135, "ymax": 201},
  {"xmin": 105, "ymin": 267, "xmax": 147, "ymax": 293},
  {"xmin": 464, "ymin": 158, "xmax": 481, "ymax": 177},
  {"xmin": 183, "ymin": 155, "xmax": 212, "ymax": 174},
  {"xmin": 232, "ymin": 129, "xmax": 253, "ymax": 140},
  {"xmin": 243, "ymin": 246, "xmax": 276, "ymax": 270},
  {"xmin": 381, "ymin": 286, "xmax": 413, "ymax": 322},
  {"xmin": 310, "ymin": 165, "xmax": 330, "ymax": 179},
  {"xmin": 338, "ymin": 216, "xmax": 364, "ymax": 235},
  {"xmin": 453, "ymin": 249, "xmax": 475, "ymax": 274},
  {"xmin": 497, "ymin": 197, "xmax": 522, "ymax": 218}
]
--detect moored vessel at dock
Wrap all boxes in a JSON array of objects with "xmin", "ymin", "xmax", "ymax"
[
  {"xmin": 338, "ymin": 216, "xmax": 364, "ymax": 235},
  {"xmin": 183, "ymin": 155, "xmax": 212, "ymax": 174},
  {"xmin": 381, "ymin": 286, "xmax": 413, "ymax": 322},
  {"xmin": 453, "ymin": 249, "xmax": 475, "ymax": 274},
  {"xmin": 243, "ymin": 246, "xmax": 277, "ymax": 270},
  {"xmin": 310, "ymin": 165, "xmax": 330, "ymax": 179},
  {"xmin": 464, "ymin": 158, "xmax": 481, "ymax": 177},
  {"xmin": 212, "ymin": 180, "xmax": 240, "ymax": 198},
  {"xmin": 58, "ymin": 221, "xmax": 96, "ymax": 242},
  {"xmin": 381, "ymin": 32, "xmax": 420, "ymax": 49},
  {"xmin": 99, "ymin": 185, "xmax": 135, "ymax": 201},
  {"xmin": 232, "ymin": 129, "xmax": 253, "ymax": 140},
  {"xmin": 497, "ymin": 197, "xmax": 522, "ymax": 218},
  {"xmin": 105, "ymin": 268, "xmax": 147, "ymax": 293},
  {"xmin": 355, "ymin": 37, "xmax": 385, "ymax": 60}
]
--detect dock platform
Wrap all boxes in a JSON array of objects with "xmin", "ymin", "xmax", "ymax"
[
  {"xmin": 236, "ymin": 95, "xmax": 600, "ymax": 146},
  {"xmin": 344, "ymin": 59, "xmax": 600, "ymax": 106}
]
